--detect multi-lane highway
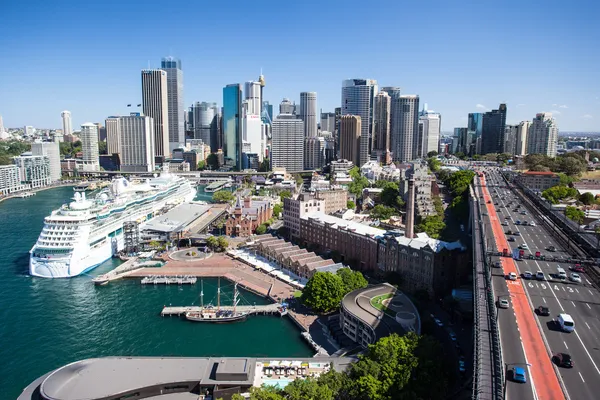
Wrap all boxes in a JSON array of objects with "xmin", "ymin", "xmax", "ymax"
[{"xmin": 482, "ymin": 168, "xmax": 600, "ymax": 400}]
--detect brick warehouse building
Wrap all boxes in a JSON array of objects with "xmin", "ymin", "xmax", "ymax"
[{"xmin": 225, "ymin": 196, "xmax": 273, "ymax": 237}]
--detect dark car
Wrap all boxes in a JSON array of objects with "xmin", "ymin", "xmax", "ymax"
[
  {"xmin": 508, "ymin": 237, "xmax": 516, "ymax": 242},
  {"xmin": 553, "ymin": 353, "xmax": 573, "ymax": 368},
  {"xmin": 547, "ymin": 246, "xmax": 556, "ymax": 252},
  {"xmin": 537, "ymin": 306, "xmax": 550, "ymax": 316}
]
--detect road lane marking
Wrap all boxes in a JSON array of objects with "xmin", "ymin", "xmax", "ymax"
[
  {"xmin": 589, "ymin": 289, "xmax": 593, "ymax": 295},
  {"xmin": 543, "ymin": 297, "xmax": 547, "ymax": 304},
  {"xmin": 574, "ymin": 329, "xmax": 600, "ymax": 375},
  {"xmin": 571, "ymin": 301, "xmax": 576, "ymax": 307},
  {"xmin": 579, "ymin": 372, "xmax": 585, "ymax": 382},
  {"xmin": 586, "ymin": 322, "xmax": 591, "ymax": 329},
  {"xmin": 587, "ymin": 303, "xmax": 591, "ymax": 309},
  {"xmin": 575, "ymin": 288, "xmax": 579, "ymax": 293},
  {"xmin": 564, "ymin": 341, "xmax": 569, "ymax": 349},
  {"xmin": 586, "ymin": 279, "xmax": 592, "ymax": 285}
]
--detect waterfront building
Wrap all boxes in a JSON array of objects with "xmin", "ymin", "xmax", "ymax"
[
  {"xmin": 271, "ymin": 113, "xmax": 304, "ymax": 172},
  {"xmin": 223, "ymin": 84, "xmax": 243, "ymax": 169},
  {"xmin": 391, "ymin": 95, "xmax": 419, "ymax": 162},
  {"xmin": 481, "ymin": 104, "xmax": 507, "ymax": 155},
  {"xmin": 528, "ymin": 112, "xmax": 558, "ymax": 157},
  {"xmin": 341, "ymin": 79, "xmax": 378, "ymax": 166},
  {"xmin": 119, "ymin": 113, "xmax": 155, "ymax": 172},
  {"xmin": 284, "ymin": 195, "xmax": 325, "ymax": 240},
  {"xmin": 373, "ymin": 92, "xmax": 391, "ymax": 164},
  {"xmin": 225, "ymin": 196, "xmax": 273, "ymax": 237},
  {"xmin": 339, "ymin": 115, "xmax": 361, "ymax": 166},
  {"xmin": 105, "ymin": 116, "xmax": 121, "ymax": 155},
  {"xmin": 61, "ymin": 110, "xmax": 72, "ymax": 136},
  {"xmin": 0, "ymin": 164, "xmax": 28, "ymax": 195},
  {"xmin": 31, "ymin": 141, "xmax": 61, "ymax": 182},
  {"xmin": 340, "ymin": 283, "xmax": 420, "ymax": 348},
  {"xmin": 13, "ymin": 155, "xmax": 51, "ymax": 188},
  {"xmin": 516, "ymin": 121, "xmax": 530, "ymax": 155},
  {"xmin": 141, "ymin": 69, "xmax": 170, "ymax": 157},
  {"xmin": 80, "ymin": 123, "xmax": 100, "ymax": 171},
  {"xmin": 161, "ymin": 57, "xmax": 185, "ymax": 152}
]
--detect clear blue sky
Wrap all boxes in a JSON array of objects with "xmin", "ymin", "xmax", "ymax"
[{"xmin": 0, "ymin": 0, "xmax": 598, "ymax": 132}]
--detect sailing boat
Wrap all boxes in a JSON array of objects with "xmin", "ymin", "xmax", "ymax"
[{"xmin": 185, "ymin": 278, "xmax": 248, "ymax": 323}]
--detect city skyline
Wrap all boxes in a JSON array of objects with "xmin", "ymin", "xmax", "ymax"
[{"xmin": 0, "ymin": 0, "xmax": 598, "ymax": 131}]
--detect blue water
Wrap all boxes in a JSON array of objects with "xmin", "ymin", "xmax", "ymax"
[{"xmin": 0, "ymin": 187, "xmax": 311, "ymax": 398}]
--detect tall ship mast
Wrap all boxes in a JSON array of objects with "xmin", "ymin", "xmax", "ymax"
[
  {"xmin": 29, "ymin": 170, "xmax": 195, "ymax": 278},
  {"xmin": 185, "ymin": 279, "xmax": 248, "ymax": 323}
]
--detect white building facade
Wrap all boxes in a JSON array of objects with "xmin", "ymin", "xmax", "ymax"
[
  {"xmin": 161, "ymin": 57, "xmax": 185, "ymax": 153},
  {"xmin": 0, "ymin": 165, "xmax": 28, "ymax": 195},
  {"xmin": 119, "ymin": 114, "xmax": 156, "ymax": 172},
  {"xmin": 271, "ymin": 114, "xmax": 304, "ymax": 172},
  {"xmin": 13, "ymin": 155, "xmax": 51, "ymax": 188},
  {"xmin": 61, "ymin": 111, "xmax": 72, "ymax": 136},
  {"xmin": 341, "ymin": 79, "xmax": 378, "ymax": 166},
  {"xmin": 527, "ymin": 113, "xmax": 558, "ymax": 157},
  {"xmin": 141, "ymin": 69, "xmax": 170, "ymax": 157},
  {"xmin": 31, "ymin": 142, "xmax": 61, "ymax": 181},
  {"xmin": 80, "ymin": 123, "xmax": 100, "ymax": 171}
]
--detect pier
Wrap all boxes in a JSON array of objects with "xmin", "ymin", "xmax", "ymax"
[
  {"xmin": 203, "ymin": 180, "xmax": 230, "ymax": 192},
  {"xmin": 92, "ymin": 257, "xmax": 142, "ymax": 285},
  {"xmin": 161, "ymin": 303, "xmax": 284, "ymax": 317},
  {"xmin": 141, "ymin": 275, "xmax": 197, "ymax": 285}
]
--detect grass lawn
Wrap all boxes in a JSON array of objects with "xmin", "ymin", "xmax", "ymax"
[
  {"xmin": 581, "ymin": 170, "xmax": 600, "ymax": 180},
  {"xmin": 371, "ymin": 293, "xmax": 394, "ymax": 311},
  {"xmin": 293, "ymin": 290, "xmax": 302, "ymax": 298}
]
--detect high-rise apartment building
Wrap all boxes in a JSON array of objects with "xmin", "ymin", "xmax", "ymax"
[
  {"xmin": 304, "ymin": 136, "xmax": 325, "ymax": 170},
  {"xmin": 80, "ymin": 123, "xmax": 100, "ymax": 171},
  {"xmin": 299, "ymin": 92, "xmax": 318, "ymax": 138},
  {"xmin": 528, "ymin": 113, "xmax": 558, "ymax": 157},
  {"xmin": 339, "ymin": 115, "xmax": 361, "ymax": 166},
  {"xmin": 105, "ymin": 117, "xmax": 121, "ymax": 155},
  {"xmin": 481, "ymin": 104, "xmax": 507, "ymax": 155},
  {"xmin": 271, "ymin": 114, "xmax": 304, "ymax": 172},
  {"xmin": 223, "ymin": 84, "xmax": 243, "ymax": 169},
  {"xmin": 160, "ymin": 57, "xmax": 184, "ymax": 152},
  {"xmin": 516, "ymin": 121, "xmax": 530, "ymax": 155},
  {"xmin": 31, "ymin": 142, "xmax": 61, "ymax": 181},
  {"xmin": 141, "ymin": 69, "xmax": 170, "ymax": 157},
  {"xmin": 119, "ymin": 113, "xmax": 156, "ymax": 172},
  {"xmin": 61, "ymin": 111, "xmax": 72, "ymax": 136},
  {"xmin": 467, "ymin": 113, "xmax": 483, "ymax": 155},
  {"xmin": 341, "ymin": 79, "xmax": 378, "ymax": 167},
  {"xmin": 419, "ymin": 108, "xmax": 441, "ymax": 157},
  {"xmin": 391, "ymin": 95, "xmax": 419, "ymax": 162},
  {"xmin": 504, "ymin": 125, "xmax": 518, "ymax": 155},
  {"xmin": 13, "ymin": 155, "xmax": 51, "ymax": 188},
  {"xmin": 373, "ymin": 92, "xmax": 391, "ymax": 164}
]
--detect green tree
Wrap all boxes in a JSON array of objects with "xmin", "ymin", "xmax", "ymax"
[
  {"xmin": 301, "ymin": 272, "xmax": 346, "ymax": 313},
  {"xmin": 98, "ymin": 141, "xmax": 107, "ymax": 155},
  {"xmin": 249, "ymin": 385, "xmax": 285, "ymax": 400},
  {"xmin": 558, "ymin": 155, "xmax": 587, "ymax": 176},
  {"xmin": 542, "ymin": 185, "xmax": 578, "ymax": 204},
  {"xmin": 273, "ymin": 203, "xmax": 282, "ymax": 218},
  {"xmin": 279, "ymin": 190, "xmax": 292, "ymax": 202},
  {"xmin": 295, "ymin": 175, "xmax": 304, "ymax": 185},
  {"xmin": 557, "ymin": 172, "xmax": 574, "ymax": 186},
  {"xmin": 565, "ymin": 206, "xmax": 584, "ymax": 224},
  {"xmin": 380, "ymin": 181, "xmax": 403, "ymax": 209},
  {"xmin": 256, "ymin": 224, "xmax": 267, "ymax": 235},
  {"xmin": 447, "ymin": 170, "xmax": 475, "ymax": 196},
  {"xmin": 348, "ymin": 175, "xmax": 369, "ymax": 197},
  {"xmin": 284, "ymin": 377, "xmax": 334, "ymax": 400},
  {"xmin": 212, "ymin": 190, "xmax": 235, "ymax": 203},
  {"xmin": 217, "ymin": 236, "xmax": 229, "ymax": 250},
  {"xmin": 337, "ymin": 268, "xmax": 368, "ymax": 293},
  {"xmin": 427, "ymin": 150, "xmax": 438, "ymax": 158},
  {"xmin": 428, "ymin": 157, "xmax": 441, "ymax": 172},
  {"xmin": 259, "ymin": 157, "xmax": 270, "ymax": 172},
  {"xmin": 580, "ymin": 192, "xmax": 595, "ymax": 205},
  {"xmin": 369, "ymin": 205, "xmax": 396, "ymax": 220},
  {"xmin": 347, "ymin": 200, "xmax": 356, "ymax": 209},
  {"xmin": 0, "ymin": 155, "xmax": 11, "ymax": 165},
  {"xmin": 206, "ymin": 153, "xmax": 219, "ymax": 170},
  {"xmin": 148, "ymin": 240, "xmax": 161, "ymax": 249},
  {"xmin": 433, "ymin": 195, "xmax": 444, "ymax": 215},
  {"xmin": 206, "ymin": 236, "xmax": 219, "ymax": 251},
  {"xmin": 416, "ymin": 215, "xmax": 446, "ymax": 239},
  {"xmin": 349, "ymin": 166, "xmax": 361, "ymax": 179},
  {"xmin": 197, "ymin": 160, "xmax": 205, "ymax": 170}
]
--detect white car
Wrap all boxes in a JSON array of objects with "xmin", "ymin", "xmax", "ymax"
[
  {"xmin": 521, "ymin": 244, "xmax": 529, "ymax": 250},
  {"xmin": 508, "ymin": 272, "xmax": 518, "ymax": 281},
  {"xmin": 434, "ymin": 318, "xmax": 444, "ymax": 327},
  {"xmin": 522, "ymin": 271, "xmax": 533, "ymax": 279},
  {"xmin": 499, "ymin": 298, "xmax": 510, "ymax": 309},
  {"xmin": 530, "ymin": 222, "xmax": 536, "ymax": 227},
  {"xmin": 536, "ymin": 271, "xmax": 545, "ymax": 281},
  {"xmin": 570, "ymin": 273, "xmax": 582, "ymax": 283}
]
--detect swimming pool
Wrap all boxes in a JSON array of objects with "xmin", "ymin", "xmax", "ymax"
[{"xmin": 262, "ymin": 379, "xmax": 294, "ymax": 389}]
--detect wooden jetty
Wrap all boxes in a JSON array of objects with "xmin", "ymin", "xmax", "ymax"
[
  {"xmin": 161, "ymin": 303, "xmax": 284, "ymax": 317},
  {"xmin": 141, "ymin": 275, "xmax": 197, "ymax": 285}
]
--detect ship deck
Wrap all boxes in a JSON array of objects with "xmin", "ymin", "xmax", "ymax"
[{"xmin": 161, "ymin": 303, "xmax": 282, "ymax": 316}]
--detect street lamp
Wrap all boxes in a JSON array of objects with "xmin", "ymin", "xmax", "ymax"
[{"xmin": 503, "ymin": 362, "xmax": 532, "ymax": 399}]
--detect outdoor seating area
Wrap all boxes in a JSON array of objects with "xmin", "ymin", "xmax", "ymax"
[
  {"xmin": 228, "ymin": 248, "xmax": 308, "ymax": 289},
  {"xmin": 254, "ymin": 360, "xmax": 332, "ymax": 388}
]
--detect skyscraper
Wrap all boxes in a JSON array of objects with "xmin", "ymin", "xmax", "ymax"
[
  {"xmin": 0, "ymin": 114, "xmax": 5, "ymax": 134},
  {"xmin": 223, "ymin": 84, "xmax": 243, "ymax": 169},
  {"xmin": 31, "ymin": 142, "xmax": 61, "ymax": 182},
  {"xmin": 419, "ymin": 107, "xmax": 441, "ymax": 157},
  {"xmin": 341, "ymin": 79, "xmax": 377, "ymax": 166},
  {"xmin": 467, "ymin": 113, "xmax": 483, "ymax": 155},
  {"xmin": 244, "ymin": 81, "xmax": 262, "ymax": 115},
  {"xmin": 119, "ymin": 113, "xmax": 156, "ymax": 172},
  {"xmin": 105, "ymin": 117, "xmax": 121, "ymax": 155},
  {"xmin": 373, "ymin": 92, "xmax": 391, "ymax": 164},
  {"xmin": 339, "ymin": 115, "xmax": 361, "ymax": 166},
  {"xmin": 320, "ymin": 112, "xmax": 336, "ymax": 133},
  {"xmin": 80, "ymin": 123, "xmax": 99, "ymax": 171},
  {"xmin": 504, "ymin": 125, "xmax": 518, "ymax": 155},
  {"xmin": 160, "ymin": 57, "xmax": 184, "ymax": 152},
  {"xmin": 516, "ymin": 121, "xmax": 530, "ymax": 156},
  {"xmin": 304, "ymin": 137, "xmax": 325, "ymax": 170},
  {"xmin": 279, "ymin": 98, "xmax": 296, "ymax": 115},
  {"xmin": 141, "ymin": 69, "xmax": 170, "ymax": 157},
  {"xmin": 271, "ymin": 114, "xmax": 304, "ymax": 172},
  {"xmin": 481, "ymin": 104, "xmax": 507, "ymax": 155},
  {"xmin": 528, "ymin": 113, "xmax": 558, "ymax": 157},
  {"xmin": 61, "ymin": 111, "xmax": 72, "ymax": 136},
  {"xmin": 262, "ymin": 101, "xmax": 273, "ymax": 124},
  {"xmin": 299, "ymin": 92, "xmax": 317, "ymax": 138},
  {"xmin": 391, "ymin": 95, "xmax": 419, "ymax": 162},
  {"xmin": 191, "ymin": 102, "xmax": 218, "ymax": 146}
]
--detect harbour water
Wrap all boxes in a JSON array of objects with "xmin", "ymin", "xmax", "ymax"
[{"xmin": 0, "ymin": 186, "xmax": 311, "ymax": 399}]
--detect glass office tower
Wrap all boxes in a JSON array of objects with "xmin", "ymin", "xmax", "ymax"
[{"xmin": 223, "ymin": 84, "xmax": 242, "ymax": 169}]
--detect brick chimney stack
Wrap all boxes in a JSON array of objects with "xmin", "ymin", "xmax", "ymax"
[{"xmin": 405, "ymin": 178, "xmax": 416, "ymax": 239}]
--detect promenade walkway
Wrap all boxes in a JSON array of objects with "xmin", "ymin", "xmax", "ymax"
[{"xmin": 481, "ymin": 176, "xmax": 564, "ymax": 400}]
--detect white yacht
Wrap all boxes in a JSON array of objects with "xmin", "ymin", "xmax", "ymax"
[{"xmin": 29, "ymin": 171, "xmax": 195, "ymax": 278}]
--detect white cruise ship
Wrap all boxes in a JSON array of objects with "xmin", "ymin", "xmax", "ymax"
[{"xmin": 29, "ymin": 171, "xmax": 195, "ymax": 278}]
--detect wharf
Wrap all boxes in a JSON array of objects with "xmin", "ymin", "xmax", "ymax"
[
  {"xmin": 92, "ymin": 257, "xmax": 141, "ymax": 284},
  {"xmin": 141, "ymin": 275, "xmax": 197, "ymax": 285},
  {"xmin": 161, "ymin": 303, "xmax": 283, "ymax": 317},
  {"xmin": 204, "ymin": 181, "xmax": 229, "ymax": 192}
]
